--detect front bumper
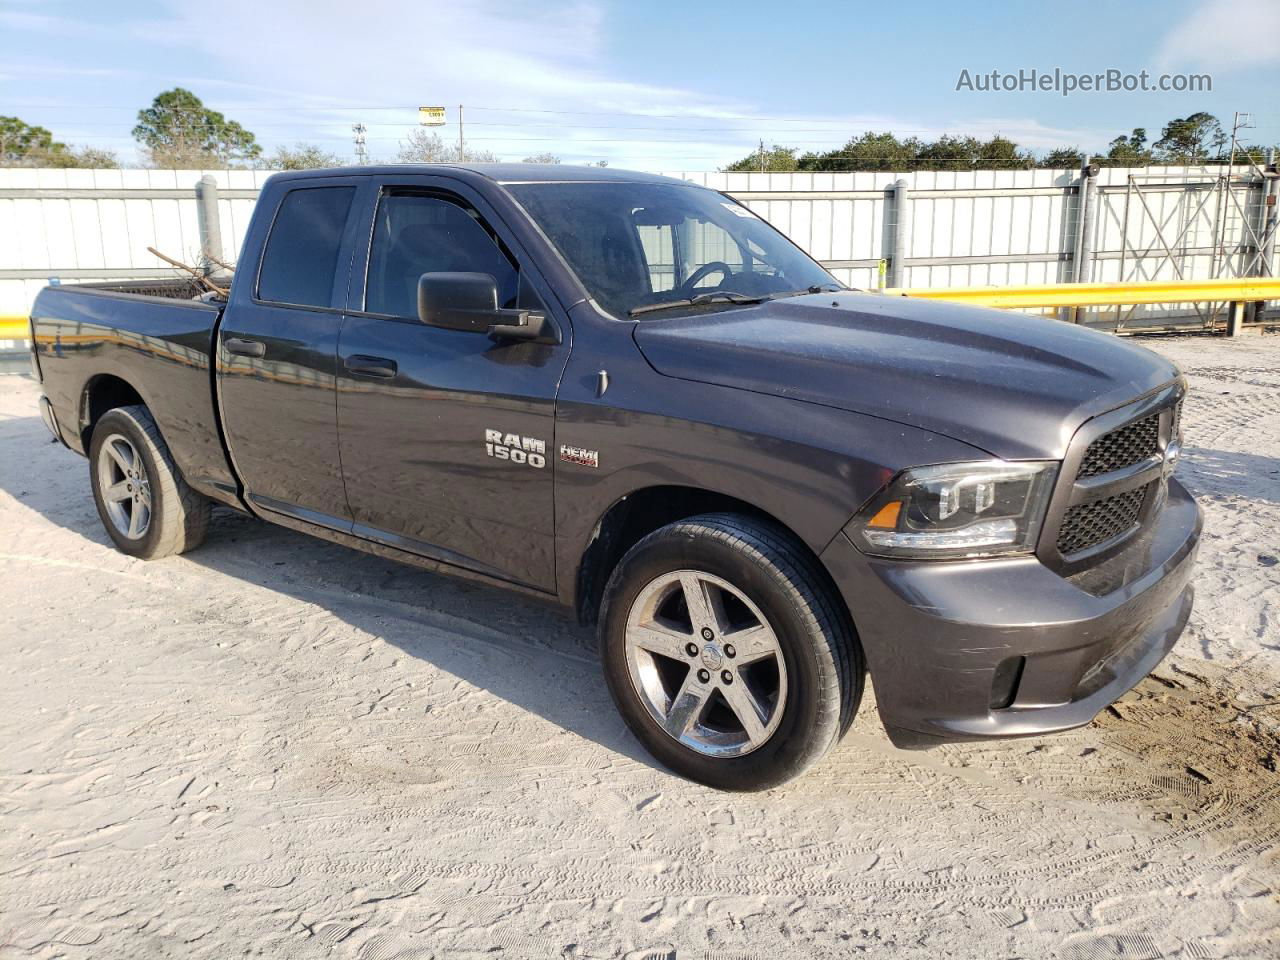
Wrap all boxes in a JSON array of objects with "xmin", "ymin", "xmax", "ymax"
[{"xmin": 820, "ymin": 477, "xmax": 1201, "ymax": 748}]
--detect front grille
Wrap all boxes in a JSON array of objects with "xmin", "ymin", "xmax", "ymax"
[
  {"xmin": 1056, "ymin": 487, "xmax": 1147, "ymax": 555},
  {"xmin": 1077, "ymin": 412, "xmax": 1159, "ymax": 478}
]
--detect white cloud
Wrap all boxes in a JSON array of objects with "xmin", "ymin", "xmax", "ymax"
[
  {"xmin": 0, "ymin": 9, "xmax": 72, "ymax": 31},
  {"xmin": 1157, "ymin": 0, "xmax": 1280, "ymax": 70},
  {"xmin": 3, "ymin": 55, "xmax": 126, "ymax": 78},
  {"xmin": 142, "ymin": 0, "xmax": 1108, "ymax": 168},
  {"xmin": 133, "ymin": 0, "xmax": 758, "ymax": 165},
  {"xmin": 0, "ymin": 0, "xmax": 1128, "ymax": 169}
]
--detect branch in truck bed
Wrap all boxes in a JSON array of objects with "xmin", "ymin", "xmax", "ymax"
[{"xmin": 146, "ymin": 246, "xmax": 229, "ymax": 298}]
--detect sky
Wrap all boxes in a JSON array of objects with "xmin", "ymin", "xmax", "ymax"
[{"xmin": 1, "ymin": 0, "xmax": 1277, "ymax": 170}]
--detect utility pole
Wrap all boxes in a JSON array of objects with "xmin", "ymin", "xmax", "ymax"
[
  {"xmin": 1264, "ymin": 148, "xmax": 1278, "ymax": 276},
  {"xmin": 1215, "ymin": 111, "xmax": 1254, "ymax": 279},
  {"xmin": 458, "ymin": 104, "xmax": 465, "ymax": 162},
  {"xmin": 352, "ymin": 123, "xmax": 368, "ymax": 165},
  {"xmin": 759, "ymin": 139, "xmax": 765, "ymax": 173},
  {"xmin": 1227, "ymin": 111, "xmax": 1253, "ymax": 172}
]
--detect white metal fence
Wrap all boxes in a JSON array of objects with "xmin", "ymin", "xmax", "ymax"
[
  {"xmin": 2, "ymin": 163, "xmax": 1276, "ymax": 332},
  {"xmin": 0, "ymin": 167, "xmax": 266, "ymax": 319},
  {"xmin": 671, "ymin": 167, "xmax": 1278, "ymax": 330}
]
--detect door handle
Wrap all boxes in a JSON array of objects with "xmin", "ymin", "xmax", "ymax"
[
  {"xmin": 224, "ymin": 337, "xmax": 266, "ymax": 358},
  {"xmin": 344, "ymin": 355, "xmax": 398, "ymax": 379}
]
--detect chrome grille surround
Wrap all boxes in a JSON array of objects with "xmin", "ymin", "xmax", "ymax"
[{"xmin": 1037, "ymin": 385, "xmax": 1185, "ymax": 574}]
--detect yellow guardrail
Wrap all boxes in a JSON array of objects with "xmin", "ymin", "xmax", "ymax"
[
  {"xmin": 882, "ymin": 276, "xmax": 1280, "ymax": 309},
  {"xmin": 3, "ymin": 277, "xmax": 1277, "ymax": 340},
  {"xmin": 0, "ymin": 316, "xmax": 30, "ymax": 339}
]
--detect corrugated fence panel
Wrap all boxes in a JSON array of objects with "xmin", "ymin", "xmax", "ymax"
[
  {"xmin": 0, "ymin": 166, "xmax": 257, "ymax": 314},
  {"xmin": 2, "ymin": 165, "xmax": 1276, "ymax": 329}
]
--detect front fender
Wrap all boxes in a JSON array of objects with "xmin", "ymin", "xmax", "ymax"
[{"xmin": 551, "ymin": 351, "xmax": 986, "ymax": 607}]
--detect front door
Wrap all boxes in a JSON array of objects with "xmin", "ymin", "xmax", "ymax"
[
  {"xmin": 335, "ymin": 182, "xmax": 570, "ymax": 590},
  {"xmin": 217, "ymin": 178, "xmax": 366, "ymax": 528}
]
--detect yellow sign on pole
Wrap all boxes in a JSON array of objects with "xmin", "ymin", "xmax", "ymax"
[{"xmin": 418, "ymin": 106, "xmax": 447, "ymax": 126}]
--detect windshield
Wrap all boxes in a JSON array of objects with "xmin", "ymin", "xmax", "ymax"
[{"xmin": 508, "ymin": 181, "xmax": 840, "ymax": 318}]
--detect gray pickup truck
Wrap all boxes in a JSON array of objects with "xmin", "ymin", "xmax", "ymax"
[{"xmin": 29, "ymin": 165, "xmax": 1200, "ymax": 790}]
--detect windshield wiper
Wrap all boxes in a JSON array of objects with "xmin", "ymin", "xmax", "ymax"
[
  {"xmin": 767, "ymin": 283, "xmax": 846, "ymax": 300},
  {"xmin": 628, "ymin": 291, "xmax": 768, "ymax": 317}
]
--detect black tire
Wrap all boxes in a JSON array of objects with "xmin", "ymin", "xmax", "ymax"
[
  {"xmin": 599, "ymin": 513, "xmax": 862, "ymax": 791},
  {"xmin": 88, "ymin": 405, "xmax": 211, "ymax": 559}
]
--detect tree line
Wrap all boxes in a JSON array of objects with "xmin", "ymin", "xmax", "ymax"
[
  {"xmin": 725, "ymin": 113, "xmax": 1276, "ymax": 172},
  {"xmin": 1, "ymin": 93, "xmax": 1272, "ymax": 172}
]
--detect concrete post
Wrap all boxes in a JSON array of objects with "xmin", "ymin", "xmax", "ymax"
[
  {"xmin": 195, "ymin": 175, "xmax": 223, "ymax": 276},
  {"xmin": 1263, "ymin": 151, "xmax": 1278, "ymax": 274},
  {"xmin": 1226, "ymin": 301, "xmax": 1246, "ymax": 336},
  {"xmin": 1072, "ymin": 161, "xmax": 1098, "ymax": 324},
  {"xmin": 889, "ymin": 179, "xmax": 911, "ymax": 289},
  {"xmin": 1253, "ymin": 150, "xmax": 1278, "ymax": 326}
]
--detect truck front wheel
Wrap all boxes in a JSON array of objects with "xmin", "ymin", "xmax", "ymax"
[
  {"xmin": 599, "ymin": 513, "xmax": 862, "ymax": 790},
  {"xmin": 89, "ymin": 405, "xmax": 210, "ymax": 560}
]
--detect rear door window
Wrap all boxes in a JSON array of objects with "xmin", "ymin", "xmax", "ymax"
[{"xmin": 257, "ymin": 186, "xmax": 356, "ymax": 307}]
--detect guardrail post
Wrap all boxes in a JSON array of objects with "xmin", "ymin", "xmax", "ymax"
[
  {"xmin": 889, "ymin": 179, "xmax": 911, "ymax": 289},
  {"xmin": 195, "ymin": 175, "xmax": 224, "ymax": 276},
  {"xmin": 1072, "ymin": 161, "xmax": 1099, "ymax": 324},
  {"xmin": 1226, "ymin": 301, "xmax": 1246, "ymax": 336}
]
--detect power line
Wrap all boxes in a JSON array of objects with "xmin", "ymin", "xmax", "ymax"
[
  {"xmin": 21, "ymin": 117, "xmax": 1023, "ymax": 136},
  {"xmin": 4, "ymin": 101, "xmax": 895, "ymax": 125},
  {"xmin": 32, "ymin": 129, "xmax": 1052, "ymax": 152},
  {"xmin": 24, "ymin": 128, "xmax": 1072, "ymax": 159},
  {"xmin": 6, "ymin": 101, "xmax": 1040, "ymax": 136}
]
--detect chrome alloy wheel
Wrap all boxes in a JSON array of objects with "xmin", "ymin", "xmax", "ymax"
[
  {"xmin": 624, "ymin": 570, "xmax": 788, "ymax": 758},
  {"xmin": 97, "ymin": 433, "xmax": 151, "ymax": 540}
]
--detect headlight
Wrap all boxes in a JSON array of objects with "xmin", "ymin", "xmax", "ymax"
[{"xmin": 850, "ymin": 461, "xmax": 1057, "ymax": 559}]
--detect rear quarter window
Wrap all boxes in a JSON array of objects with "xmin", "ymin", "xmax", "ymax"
[{"xmin": 257, "ymin": 186, "xmax": 355, "ymax": 307}]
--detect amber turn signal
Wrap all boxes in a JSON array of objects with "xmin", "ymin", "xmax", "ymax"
[{"xmin": 866, "ymin": 500, "xmax": 902, "ymax": 530}]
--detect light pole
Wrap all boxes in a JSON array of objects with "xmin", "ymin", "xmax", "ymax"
[{"xmin": 352, "ymin": 123, "xmax": 368, "ymax": 165}]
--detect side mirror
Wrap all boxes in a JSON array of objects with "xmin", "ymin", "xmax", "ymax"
[{"xmin": 416, "ymin": 272, "xmax": 552, "ymax": 342}]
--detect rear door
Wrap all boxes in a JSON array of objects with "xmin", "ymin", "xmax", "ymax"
[
  {"xmin": 217, "ymin": 176, "xmax": 368, "ymax": 528},
  {"xmin": 335, "ymin": 175, "xmax": 571, "ymax": 591}
]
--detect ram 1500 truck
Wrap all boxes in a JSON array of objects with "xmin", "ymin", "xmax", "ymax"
[{"xmin": 29, "ymin": 165, "xmax": 1201, "ymax": 790}]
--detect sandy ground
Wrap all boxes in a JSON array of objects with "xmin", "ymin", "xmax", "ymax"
[{"xmin": 1, "ymin": 335, "xmax": 1278, "ymax": 960}]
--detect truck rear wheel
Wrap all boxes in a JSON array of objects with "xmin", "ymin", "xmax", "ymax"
[
  {"xmin": 599, "ymin": 513, "xmax": 862, "ymax": 790},
  {"xmin": 89, "ymin": 405, "xmax": 210, "ymax": 560}
]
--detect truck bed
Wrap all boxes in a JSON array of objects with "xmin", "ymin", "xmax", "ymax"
[
  {"xmin": 30, "ymin": 282, "xmax": 241, "ymax": 506},
  {"xmin": 64, "ymin": 277, "xmax": 216, "ymax": 301}
]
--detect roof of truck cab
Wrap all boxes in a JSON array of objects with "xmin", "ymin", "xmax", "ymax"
[{"xmin": 266, "ymin": 164, "xmax": 694, "ymax": 186}]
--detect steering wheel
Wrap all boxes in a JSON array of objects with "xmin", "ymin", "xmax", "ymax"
[{"xmin": 679, "ymin": 261, "xmax": 732, "ymax": 294}]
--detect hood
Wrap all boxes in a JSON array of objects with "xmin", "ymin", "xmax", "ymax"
[{"xmin": 632, "ymin": 293, "xmax": 1179, "ymax": 460}]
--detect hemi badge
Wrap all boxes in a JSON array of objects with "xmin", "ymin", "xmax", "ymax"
[{"xmin": 560, "ymin": 444, "xmax": 599, "ymax": 468}]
